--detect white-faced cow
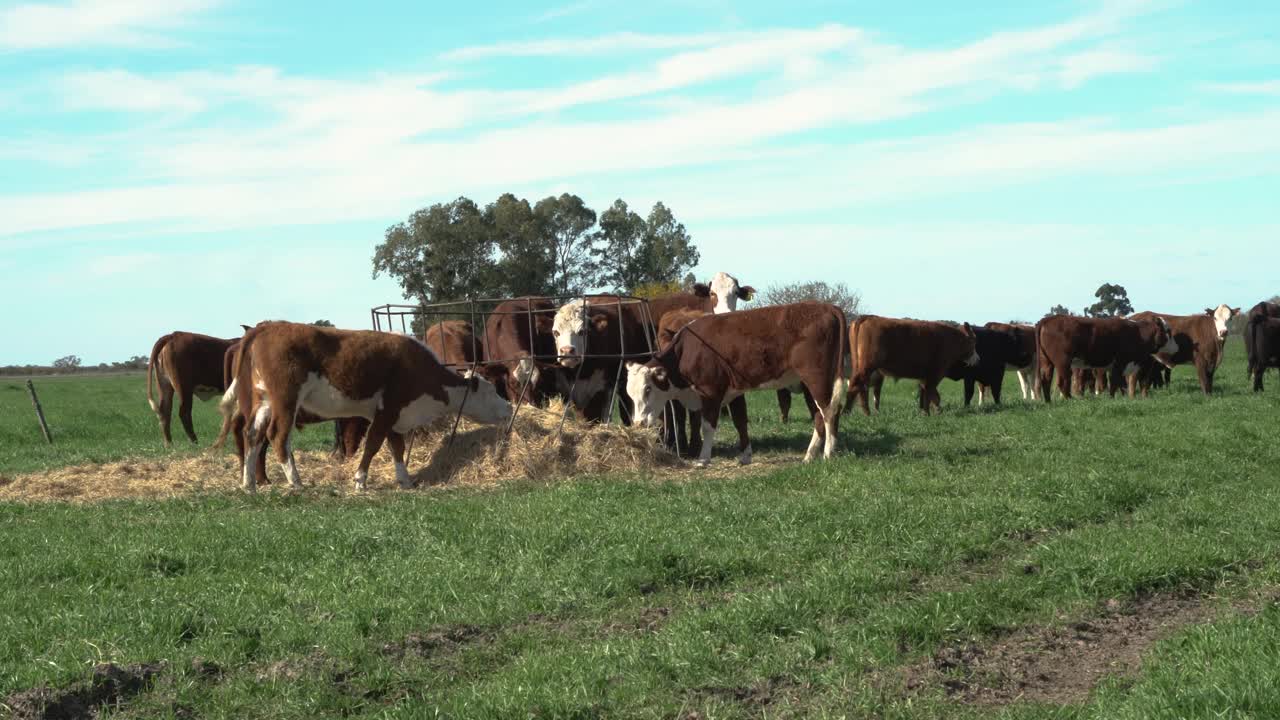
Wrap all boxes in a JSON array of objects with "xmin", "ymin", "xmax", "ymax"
[
  {"xmin": 233, "ymin": 322, "xmax": 511, "ymax": 493},
  {"xmin": 627, "ymin": 302, "xmax": 848, "ymax": 466},
  {"xmin": 1128, "ymin": 304, "xmax": 1239, "ymax": 394},
  {"xmin": 1034, "ymin": 315, "xmax": 1177, "ymax": 401},
  {"xmin": 849, "ymin": 316, "xmax": 979, "ymax": 415},
  {"xmin": 147, "ymin": 331, "xmax": 237, "ymax": 446},
  {"xmin": 484, "ymin": 297, "xmax": 564, "ymax": 406}
]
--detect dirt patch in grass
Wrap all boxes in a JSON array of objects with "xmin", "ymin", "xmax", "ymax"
[
  {"xmin": 688, "ymin": 674, "xmax": 811, "ymax": 715},
  {"xmin": 379, "ymin": 624, "xmax": 489, "ymax": 660},
  {"xmin": 3, "ymin": 662, "xmax": 163, "ymax": 720},
  {"xmin": 902, "ymin": 592, "xmax": 1223, "ymax": 706},
  {"xmin": 601, "ymin": 606, "xmax": 672, "ymax": 635}
]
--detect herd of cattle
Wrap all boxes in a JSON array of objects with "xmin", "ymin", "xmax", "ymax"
[{"xmin": 142, "ymin": 271, "xmax": 1280, "ymax": 493}]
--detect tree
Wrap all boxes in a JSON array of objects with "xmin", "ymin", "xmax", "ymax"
[
  {"xmin": 1084, "ymin": 283, "xmax": 1133, "ymax": 317},
  {"xmin": 759, "ymin": 281, "xmax": 861, "ymax": 318},
  {"xmin": 372, "ymin": 196, "xmax": 499, "ymax": 307},
  {"xmin": 489, "ymin": 193, "xmax": 553, "ymax": 297},
  {"xmin": 312, "ymin": 320, "xmax": 334, "ymax": 327},
  {"xmin": 52, "ymin": 355, "xmax": 81, "ymax": 370},
  {"xmin": 534, "ymin": 193, "xmax": 597, "ymax": 296},
  {"xmin": 590, "ymin": 200, "xmax": 700, "ymax": 293},
  {"xmin": 1048, "ymin": 304, "xmax": 1071, "ymax": 316}
]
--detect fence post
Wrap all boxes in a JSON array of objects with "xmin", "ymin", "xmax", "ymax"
[{"xmin": 26, "ymin": 379, "xmax": 53, "ymax": 444}]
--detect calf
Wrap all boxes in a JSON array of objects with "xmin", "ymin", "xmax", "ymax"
[
  {"xmin": 552, "ymin": 296, "xmax": 659, "ymax": 423},
  {"xmin": 849, "ymin": 316, "xmax": 979, "ymax": 415},
  {"xmin": 147, "ymin": 331, "xmax": 236, "ymax": 446},
  {"xmin": 1129, "ymin": 304, "xmax": 1239, "ymax": 394},
  {"xmin": 655, "ymin": 308, "xmax": 749, "ymax": 458},
  {"xmin": 627, "ymin": 302, "xmax": 848, "ymax": 466},
  {"xmin": 1249, "ymin": 316, "xmax": 1280, "ymax": 391},
  {"xmin": 944, "ymin": 324, "xmax": 1029, "ymax": 406},
  {"xmin": 484, "ymin": 298, "xmax": 564, "ymax": 405},
  {"xmin": 1035, "ymin": 315, "xmax": 1177, "ymax": 401},
  {"xmin": 234, "ymin": 322, "xmax": 511, "ymax": 492},
  {"xmin": 982, "ymin": 322, "xmax": 1038, "ymax": 401},
  {"xmin": 1246, "ymin": 301, "xmax": 1280, "ymax": 381}
]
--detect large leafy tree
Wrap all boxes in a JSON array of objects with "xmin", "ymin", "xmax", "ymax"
[
  {"xmin": 1084, "ymin": 283, "xmax": 1133, "ymax": 317},
  {"xmin": 372, "ymin": 197, "xmax": 499, "ymax": 306},
  {"xmin": 591, "ymin": 199, "xmax": 700, "ymax": 293},
  {"xmin": 1048, "ymin": 304, "xmax": 1072, "ymax": 316},
  {"xmin": 489, "ymin": 193, "xmax": 553, "ymax": 297},
  {"xmin": 534, "ymin": 193, "xmax": 597, "ymax": 296}
]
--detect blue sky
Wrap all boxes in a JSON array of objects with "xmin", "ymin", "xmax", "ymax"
[{"xmin": 1, "ymin": 0, "xmax": 1278, "ymax": 364}]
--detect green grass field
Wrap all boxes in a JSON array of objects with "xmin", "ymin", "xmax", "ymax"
[{"xmin": 3, "ymin": 342, "xmax": 1280, "ymax": 718}]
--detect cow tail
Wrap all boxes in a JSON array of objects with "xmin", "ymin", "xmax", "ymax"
[
  {"xmin": 829, "ymin": 306, "xmax": 849, "ymax": 415},
  {"xmin": 213, "ymin": 343, "xmax": 241, "ymax": 449},
  {"xmin": 848, "ymin": 315, "xmax": 865, "ymax": 403},
  {"xmin": 147, "ymin": 333, "xmax": 172, "ymax": 414}
]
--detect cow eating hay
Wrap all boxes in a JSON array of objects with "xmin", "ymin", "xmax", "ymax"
[{"xmin": 0, "ymin": 400, "xmax": 685, "ymax": 503}]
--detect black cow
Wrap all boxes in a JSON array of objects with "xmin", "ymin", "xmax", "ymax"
[
  {"xmin": 1249, "ymin": 316, "xmax": 1280, "ymax": 392},
  {"xmin": 942, "ymin": 324, "xmax": 1031, "ymax": 406}
]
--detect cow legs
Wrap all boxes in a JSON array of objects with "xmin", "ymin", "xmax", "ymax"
[
  {"xmin": 923, "ymin": 380, "xmax": 942, "ymax": 415},
  {"xmin": 156, "ymin": 380, "xmax": 176, "ymax": 447},
  {"xmin": 777, "ymin": 389, "xmax": 792, "ymax": 423},
  {"xmin": 387, "ymin": 432, "xmax": 413, "ymax": 489},
  {"xmin": 177, "ymin": 385, "xmax": 199, "ymax": 444},
  {"xmin": 1016, "ymin": 367, "xmax": 1033, "ymax": 400},
  {"xmin": 354, "ymin": 418, "xmax": 391, "ymax": 490},
  {"xmin": 728, "ymin": 396, "xmax": 751, "ymax": 465},
  {"xmin": 964, "ymin": 378, "xmax": 976, "ymax": 407},
  {"xmin": 241, "ymin": 400, "xmax": 272, "ymax": 493},
  {"xmin": 1054, "ymin": 362, "xmax": 1073, "ymax": 400},
  {"xmin": 851, "ymin": 371, "xmax": 873, "ymax": 416},
  {"xmin": 1039, "ymin": 362, "xmax": 1055, "ymax": 403},
  {"xmin": 267, "ymin": 401, "xmax": 302, "ymax": 489},
  {"xmin": 687, "ymin": 409, "xmax": 703, "ymax": 458},
  {"xmin": 1197, "ymin": 364, "xmax": 1213, "ymax": 395},
  {"xmin": 695, "ymin": 395, "xmax": 721, "ymax": 468},
  {"xmin": 871, "ymin": 372, "xmax": 884, "ymax": 412}
]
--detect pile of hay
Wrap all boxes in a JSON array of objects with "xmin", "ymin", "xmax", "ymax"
[{"xmin": 0, "ymin": 400, "xmax": 689, "ymax": 502}]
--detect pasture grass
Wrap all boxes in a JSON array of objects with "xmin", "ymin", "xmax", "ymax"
[{"xmin": 3, "ymin": 341, "xmax": 1280, "ymax": 718}]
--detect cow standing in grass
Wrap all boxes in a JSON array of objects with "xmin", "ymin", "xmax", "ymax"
[
  {"xmin": 1245, "ymin": 301, "xmax": 1280, "ymax": 382},
  {"xmin": 233, "ymin": 321, "xmax": 511, "ymax": 493},
  {"xmin": 1035, "ymin": 315, "xmax": 1177, "ymax": 401},
  {"xmin": 147, "ymin": 331, "xmax": 236, "ymax": 446},
  {"xmin": 849, "ymin": 316, "xmax": 980, "ymax": 415},
  {"xmin": 627, "ymin": 302, "xmax": 848, "ymax": 466},
  {"xmin": 1129, "ymin": 304, "xmax": 1239, "ymax": 395}
]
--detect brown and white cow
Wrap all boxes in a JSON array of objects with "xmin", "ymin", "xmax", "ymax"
[
  {"xmin": 1246, "ymin": 301, "xmax": 1280, "ymax": 381},
  {"xmin": 654, "ymin": 307, "xmax": 750, "ymax": 457},
  {"xmin": 147, "ymin": 331, "xmax": 237, "ymax": 446},
  {"xmin": 484, "ymin": 297, "xmax": 563, "ymax": 405},
  {"xmin": 233, "ymin": 322, "xmax": 511, "ymax": 492},
  {"xmin": 1128, "ymin": 304, "xmax": 1239, "ymax": 394},
  {"xmin": 849, "ymin": 316, "xmax": 979, "ymax": 415},
  {"xmin": 1034, "ymin": 315, "xmax": 1177, "ymax": 401},
  {"xmin": 627, "ymin": 302, "xmax": 848, "ymax": 466}
]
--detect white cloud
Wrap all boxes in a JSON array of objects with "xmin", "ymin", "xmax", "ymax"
[
  {"xmin": 1205, "ymin": 80, "xmax": 1280, "ymax": 96},
  {"xmin": 441, "ymin": 30, "xmax": 731, "ymax": 62},
  {"xmin": 0, "ymin": 0, "xmax": 219, "ymax": 50},
  {"xmin": 1059, "ymin": 48, "xmax": 1159, "ymax": 88}
]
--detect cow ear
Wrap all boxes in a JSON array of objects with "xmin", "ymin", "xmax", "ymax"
[
  {"xmin": 692, "ymin": 283, "xmax": 712, "ymax": 298},
  {"xmin": 963, "ymin": 321, "xmax": 974, "ymax": 335},
  {"xmin": 591, "ymin": 313, "xmax": 610, "ymax": 332},
  {"xmin": 738, "ymin": 285, "xmax": 756, "ymax": 301},
  {"xmin": 653, "ymin": 367, "xmax": 667, "ymax": 383},
  {"xmin": 241, "ymin": 324, "xmax": 253, "ymax": 333},
  {"xmin": 1204, "ymin": 308, "xmax": 1213, "ymax": 315},
  {"xmin": 625, "ymin": 361, "xmax": 642, "ymax": 373}
]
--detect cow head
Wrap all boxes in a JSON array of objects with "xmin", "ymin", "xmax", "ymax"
[
  {"xmin": 552, "ymin": 299, "xmax": 608, "ymax": 368},
  {"xmin": 1205, "ymin": 304, "xmax": 1241, "ymax": 340},
  {"xmin": 961, "ymin": 322, "xmax": 980, "ymax": 366},
  {"xmin": 625, "ymin": 361, "xmax": 676, "ymax": 428},
  {"xmin": 458, "ymin": 370, "xmax": 513, "ymax": 424},
  {"xmin": 1148, "ymin": 317, "xmax": 1179, "ymax": 368},
  {"xmin": 708, "ymin": 272, "xmax": 755, "ymax": 314}
]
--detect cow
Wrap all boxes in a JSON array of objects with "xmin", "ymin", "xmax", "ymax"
[
  {"xmin": 849, "ymin": 316, "xmax": 979, "ymax": 415},
  {"xmin": 1248, "ymin": 316, "xmax": 1280, "ymax": 391},
  {"xmin": 1034, "ymin": 315, "xmax": 1177, "ymax": 401},
  {"xmin": 654, "ymin": 308, "xmax": 751, "ymax": 457},
  {"xmin": 626, "ymin": 302, "xmax": 848, "ymax": 466},
  {"xmin": 484, "ymin": 298, "xmax": 564, "ymax": 406},
  {"xmin": 1128, "ymin": 305, "xmax": 1239, "ymax": 394},
  {"xmin": 980, "ymin": 322, "xmax": 1038, "ymax": 401},
  {"xmin": 233, "ymin": 321, "xmax": 511, "ymax": 493},
  {"xmin": 551, "ymin": 296, "xmax": 657, "ymax": 423},
  {"xmin": 1245, "ymin": 301, "xmax": 1280, "ymax": 381},
  {"xmin": 1070, "ymin": 367, "xmax": 1110, "ymax": 396},
  {"xmin": 943, "ymin": 324, "xmax": 1030, "ymax": 406},
  {"xmin": 147, "ymin": 331, "xmax": 237, "ymax": 446}
]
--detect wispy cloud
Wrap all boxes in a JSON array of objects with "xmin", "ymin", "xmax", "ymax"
[
  {"xmin": 441, "ymin": 30, "xmax": 730, "ymax": 61},
  {"xmin": 1059, "ymin": 48, "xmax": 1159, "ymax": 88},
  {"xmin": 0, "ymin": 0, "xmax": 219, "ymax": 50},
  {"xmin": 1205, "ymin": 80, "xmax": 1280, "ymax": 96}
]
